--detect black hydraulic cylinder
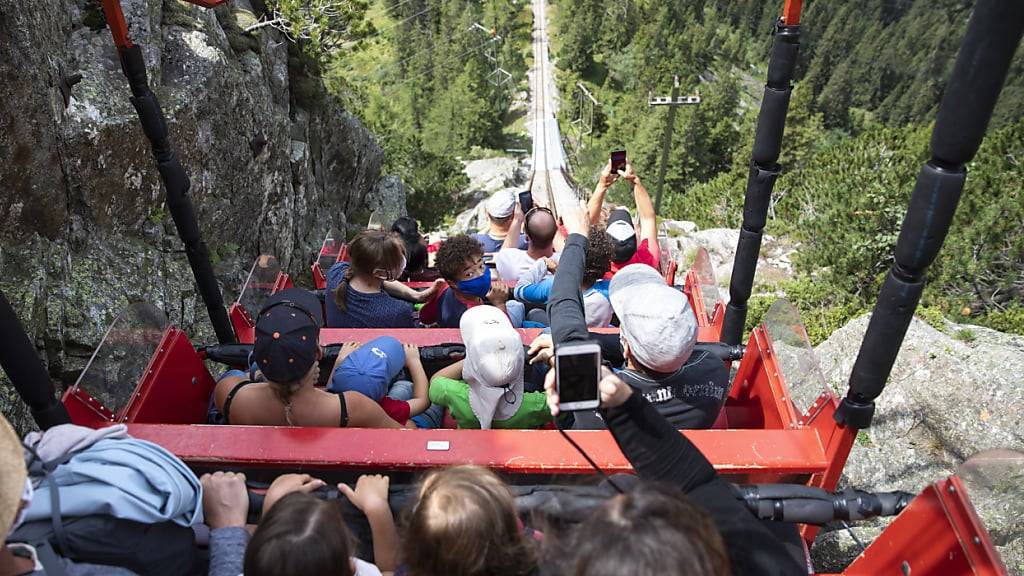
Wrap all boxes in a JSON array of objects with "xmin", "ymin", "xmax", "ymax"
[
  {"xmin": 0, "ymin": 291, "xmax": 71, "ymax": 430},
  {"xmin": 837, "ymin": 0, "xmax": 1024, "ymax": 429},
  {"xmin": 721, "ymin": 22, "xmax": 799, "ymax": 345},
  {"xmin": 117, "ymin": 45, "xmax": 236, "ymax": 344}
]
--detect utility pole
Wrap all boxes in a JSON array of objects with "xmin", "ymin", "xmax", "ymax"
[{"xmin": 649, "ymin": 75, "xmax": 700, "ymax": 213}]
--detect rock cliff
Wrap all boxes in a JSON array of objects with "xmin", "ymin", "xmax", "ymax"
[{"xmin": 0, "ymin": 0, "xmax": 403, "ymax": 430}]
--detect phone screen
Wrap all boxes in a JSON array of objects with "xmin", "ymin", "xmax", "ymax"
[
  {"xmin": 557, "ymin": 350, "xmax": 600, "ymax": 405},
  {"xmin": 611, "ymin": 150, "xmax": 627, "ymax": 173},
  {"xmin": 518, "ymin": 190, "xmax": 534, "ymax": 213}
]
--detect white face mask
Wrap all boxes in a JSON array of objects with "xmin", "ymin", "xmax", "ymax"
[{"xmin": 8, "ymin": 477, "xmax": 33, "ymax": 537}]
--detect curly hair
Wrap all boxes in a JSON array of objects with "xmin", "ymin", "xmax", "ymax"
[
  {"xmin": 435, "ymin": 234, "xmax": 484, "ymax": 282},
  {"xmin": 583, "ymin": 226, "xmax": 614, "ymax": 286}
]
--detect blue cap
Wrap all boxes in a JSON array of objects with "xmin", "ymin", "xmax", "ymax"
[{"xmin": 329, "ymin": 336, "xmax": 405, "ymax": 400}]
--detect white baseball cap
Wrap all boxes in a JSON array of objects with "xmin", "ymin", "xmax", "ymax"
[
  {"xmin": 609, "ymin": 264, "xmax": 697, "ymax": 373},
  {"xmin": 486, "ymin": 190, "xmax": 517, "ymax": 219},
  {"xmin": 459, "ymin": 305, "xmax": 525, "ymax": 429}
]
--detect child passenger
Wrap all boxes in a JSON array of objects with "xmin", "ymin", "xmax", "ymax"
[
  {"xmin": 401, "ymin": 465, "xmax": 538, "ymax": 576},
  {"xmin": 326, "ymin": 230, "xmax": 416, "ymax": 329},
  {"xmin": 327, "ymin": 336, "xmax": 444, "ymax": 429},
  {"xmin": 420, "ymin": 234, "xmax": 526, "ymax": 328},
  {"xmin": 428, "ymin": 306, "xmax": 549, "ymax": 429}
]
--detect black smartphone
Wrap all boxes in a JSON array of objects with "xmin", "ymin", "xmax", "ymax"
[
  {"xmin": 556, "ymin": 342, "xmax": 602, "ymax": 411},
  {"xmin": 610, "ymin": 150, "xmax": 627, "ymax": 174},
  {"xmin": 518, "ymin": 190, "xmax": 534, "ymax": 213}
]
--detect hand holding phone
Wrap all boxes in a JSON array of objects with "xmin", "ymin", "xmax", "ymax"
[
  {"xmin": 610, "ymin": 150, "xmax": 627, "ymax": 175},
  {"xmin": 555, "ymin": 342, "xmax": 602, "ymax": 412},
  {"xmin": 518, "ymin": 190, "xmax": 534, "ymax": 214}
]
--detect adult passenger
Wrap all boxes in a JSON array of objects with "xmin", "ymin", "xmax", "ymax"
[
  {"xmin": 202, "ymin": 471, "xmax": 397, "ymax": 576},
  {"xmin": 428, "ymin": 305, "xmax": 549, "ymax": 429},
  {"xmin": 545, "ymin": 205, "xmax": 728, "ymax": 429},
  {"xmin": 471, "ymin": 190, "xmax": 528, "ymax": 252},
  {"xmin": 494, "ymin": 206, "xmax": 560, "ymax": 283},
  {"xmin": 544, "ymin": 371, "xmax": 805, "ymax": 576},
  {"xmin": 214, "ymin": 288, "xmax": 405, "ymax": 429},
  {"xmin": 514, "ymin": 225, "xmax": 613, "ymax": 328},
  {"xmin": 587, "ymin": 160, "xmax": 660, "ymax": 274},
  {"xmin": 420, "ymin": 234, "xmax": 526, "ymax": 328},
  {"xmin": 326, "ymin": 230, "xmax": 439, "ymax": 328},
  {"xmin": 0, "ymin": 414, "xmax": 138, "ymax": 575}
]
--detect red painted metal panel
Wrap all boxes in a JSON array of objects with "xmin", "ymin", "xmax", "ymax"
[
  {"xmin": 842, "ymin": 476, "xmax": 1006, "ymax": 575},
  {"xmin": 782, "ymin": 0, "xmax": 803, "ymax": 26},
  {"xmin": 229, "ymin": 303, "xmax": 255, "ymax": 344},
  {"xmin": 726, "ymin": 327, "xmax": 799, "ymax": 430},
  {"xmin": 121, "ymin": 328, "xmax": 217, "ymax": 424},
  {"xmin": 125, "ymin": 424, "xmax": 829, "ymax": 476}
]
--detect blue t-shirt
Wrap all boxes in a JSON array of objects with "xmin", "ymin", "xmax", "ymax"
[
  {"xmin": 325, "ymin": 262, "xmax": 415, "ymax": 328},
  {"xmin": 471, "ymin": 232, "xmax": 528, "ymax": 253}
]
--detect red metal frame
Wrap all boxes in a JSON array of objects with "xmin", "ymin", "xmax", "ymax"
[
  {"xmin": 836, "ymin": 476, "xmax": 1006, "ymax": 575},
  {"xmin": 782, "ymin": 0, "xmax": 803, "ymax": 26}
]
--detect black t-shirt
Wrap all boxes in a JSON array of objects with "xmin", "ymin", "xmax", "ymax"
[{"xmin": 617, "ymin": 348, "xmax": 729, "ymax": 429}]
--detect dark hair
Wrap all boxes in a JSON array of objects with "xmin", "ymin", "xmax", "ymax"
[
  {"xmin": 391, "ymin": 216, "xmax": 420, "ymax": 242},
  {"xmin": 583, "ymin": 226, "xmax": 613, "ymax": 286},
  {"xmin": 244, "ymin": 492, "xmax": 355, "ymax": 576},
  {"xmin": 524, "ymin": 209, "xmax": 557, "ymax": 249},
  {"xmin": 435, "ymin": 235, "xmax": 483, "ymax": 283},
  {"xmin": 403, "ymin": 466, "xmax": 537, "ymax": 576},
  {"xmin": 563, "ymin": 483, "xmax": 729, "ymax": 576},
  {"xmin": 334, "ymin": 230, "xmax": 405, "ymax": 312}
]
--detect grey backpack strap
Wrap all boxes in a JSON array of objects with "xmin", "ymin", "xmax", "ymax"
[{"xmin": 33, "ymin": 540, "xmax": 69, "ymax": 576}]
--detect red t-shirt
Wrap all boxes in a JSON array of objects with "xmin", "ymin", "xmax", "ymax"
[
  {"xmin": 607, "ymin": 238, "xmax": 659, "ymax": 277},
  {"xmin": 379, "ymin": 397, "xmax": 411, "ymax": 425}
]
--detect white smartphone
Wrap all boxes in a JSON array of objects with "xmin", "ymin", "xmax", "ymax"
[{"xmin": 556, "ymin": 342, "xmax": 602, "ymax": 412}]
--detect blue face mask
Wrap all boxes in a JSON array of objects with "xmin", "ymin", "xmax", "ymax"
[{"xmin": 457, "ymin": 266, "xmax": 492, "ymax": 298}]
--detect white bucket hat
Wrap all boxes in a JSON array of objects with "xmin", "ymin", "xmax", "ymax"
[
  {"xmin": 486, "ymin": 190, "xmax": 517, "ymax": 219},
  {"xmin": 459, "ymin": 305, "xmax": 525, "ymax": 429},
  {"xmin": 609, "ymin": 264, "xmax": 697, "ymax": 373}
]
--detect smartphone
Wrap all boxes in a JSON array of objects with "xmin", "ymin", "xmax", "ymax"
[
  {"xmin": 610, "ymin": 150, "xmax": 627, "ymax": 174},
  {"xmin": 556, "ymin": 342, "xmax": 602, "ymax": 412},
  {"xmin": 518, "ymin": 190, "xmax": 534, "ymax": 213}
]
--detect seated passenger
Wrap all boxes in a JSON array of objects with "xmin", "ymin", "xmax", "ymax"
[
  {"xmin": 543, "ymin": 371, "xmax": 805, "ymax": 575},
  {"xmin": 547, "ymin": 205, "xmax": 729, "ymax": 429},
  {"xmin": 471, "ymin": 189, "xmax": 528, "ymax": 252},
  {"xmin": 201, "ymin": 471, "xmax": 397, "ymax": 576},
  {"xmin": 214, "ymin": 288, "xmax": 404, "ymax": 428},
  {"xmin": 428, "ymin": 306, "xmax": 549, "ymax": 429},
  {"xmin": 587, "ymin": 160, "xmax": 660, "ymax": 275},
  {"xmin": 402, "ymin": 466, "xmax": 539, "ymax": 576},
  {"xmin": 391, "ymin": 217, "xmax": 435, "ymax": 281},
  {"xmin": 420, "ymin": 235, "xmax": 526, "ymax": 328},
  {"xmin": 494, "ymin": 206, "xmax": 560, "ymax": 283},
  {"xmin": 325, "ymin": 230, "xmax": 416, "ymax": 328},
  {"xmin": 0, "ymin": 414, "xmax": 139, "ymax": 575},
  {"xmin": 328, "ymin": 337, "xmax": 444, "ymax": 429},
  {"xmin": 514, "ymin": 225, "xmax": 613, "ymax": 328}
]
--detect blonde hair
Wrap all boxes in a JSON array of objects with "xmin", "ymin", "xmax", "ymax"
[{"xmin": 403, "ymin": 466, "xmax": 537, "ymax": 576}]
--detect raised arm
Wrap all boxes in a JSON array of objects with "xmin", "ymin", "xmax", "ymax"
[
  {"xmin": 548, "ymin": 202, "xmax": 592, "ymax": 346},
  {"xmin": 588, "ymin": 160, "xmax": 618, "ymax": 224},
  {"xmin": 502, "ymin": 202, "xmax": 526, "ymax": 250},
  {"xmin": 621, "ymin": 163, "xmax": 660, "ymax": 263},
  {"xmin": 403, "ymin": 344, "xmax": 431, "ymax": 416},
  {"xmin": 339, "ymin": 475, "xmax": 399, "ymax": 574}
]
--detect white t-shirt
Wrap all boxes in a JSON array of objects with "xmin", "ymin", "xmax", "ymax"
[{"xmin": 495, "ymin": 249, "xmax": 559, "ymax": 283}]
